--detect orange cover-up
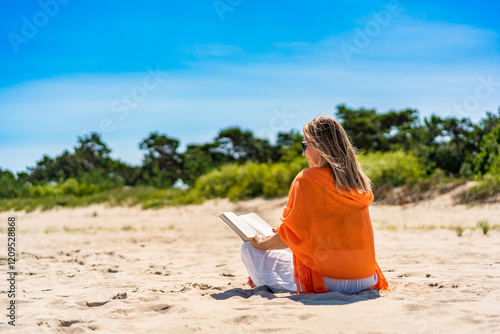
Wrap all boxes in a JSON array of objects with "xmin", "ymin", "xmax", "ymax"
[{"xmin": 276, "ymin": 167, "xmax": 388, "ymax": 294}]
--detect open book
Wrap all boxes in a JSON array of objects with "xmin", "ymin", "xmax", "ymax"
[{"xmin": 217, "ymin": 212, "xmax": 276, "ymax": 242}]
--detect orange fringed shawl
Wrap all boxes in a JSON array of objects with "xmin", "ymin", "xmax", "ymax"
[{"xmin": 276, "ymin": 167, "xmax": 388, "ymax": 294}]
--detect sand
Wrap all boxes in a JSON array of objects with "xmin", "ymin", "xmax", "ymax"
[{"xmin": 1, "ymin": 186, "xmax": 499, "ymax": 333}]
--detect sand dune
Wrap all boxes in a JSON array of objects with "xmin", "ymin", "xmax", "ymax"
[{"xmin": 1, "ymin": 190, "xmax": 499, "ymax": 333}]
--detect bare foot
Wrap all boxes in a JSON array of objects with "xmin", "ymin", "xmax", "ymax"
[{"xmin": 247, "ymin": 276, "xmax": 257, "ymax": 288}]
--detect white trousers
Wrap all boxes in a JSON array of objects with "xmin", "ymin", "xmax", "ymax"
[{"xmin": 241, "ymin": 242, "xmax": 377, "ymax": 294}]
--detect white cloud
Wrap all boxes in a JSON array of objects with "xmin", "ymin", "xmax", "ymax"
[
  {"xmin": 367, "ymin": 18, "xmax": 498, "ymax": 58},
  {"xmin": 264, "ymin": 16, "xmax": 499, "ymax": 63}
]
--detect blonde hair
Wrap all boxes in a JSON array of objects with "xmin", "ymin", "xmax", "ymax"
[{"xmin": 303, "ymin": 116, "xmax": 372, "ymax": 194}]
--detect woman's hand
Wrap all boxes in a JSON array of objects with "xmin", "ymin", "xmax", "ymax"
[
  {"xmin": 250, "ymin": 233, "xmax": 268, "ymax": 250},
  {"xmin": 250, "ymin": 232, "xmax": 288, "ymax": 251}
]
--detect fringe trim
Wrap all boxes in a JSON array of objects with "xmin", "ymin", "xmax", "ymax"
[
  {"xmin": 372, "ymin": 263, "xmax": 390, "ymax": 291},
  {"xmin": 293, "ymin": 255, "xmax": 328, "ymax": 294}
]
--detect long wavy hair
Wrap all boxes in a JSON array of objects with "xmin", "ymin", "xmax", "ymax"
[{"xmin": 303, "ymin": 116, "xmax": 372, "ymax": 194}]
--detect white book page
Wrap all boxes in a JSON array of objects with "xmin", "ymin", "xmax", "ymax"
[
  {"xmin": 239, "ymin": 213, "xmax": 275, "ymax": 237},
  {"xmin": 219, "ymin": 212, "xmax": 257, "ymax": 240}
]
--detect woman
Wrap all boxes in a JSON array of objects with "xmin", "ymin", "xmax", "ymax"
[{"xmin": 241, "ymin": 116, "xmax": 388, "ymax": 294}]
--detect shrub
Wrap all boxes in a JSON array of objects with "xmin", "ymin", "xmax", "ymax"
[
  {"xmin": 60, "ymin": 178, "xmax": 79, "ymax": 195},
  {"xmin": 477, "ymin": 220, "xmax": 490, "ymax": 235},
  {"xmin": 193, "ymin": 157, "xmax": 307, "ymax": 202},
  {"xmin": 456, "ymin": 174, "xmax": 500, "ymax": 203},
  {"xmin": 77, "ymin": 183, "xmax": 101, "ymax": 196},
  {"xmin": 29, "ymin": 184, "xmax": 61, "ymax": 198},
  {"xmin": 28, "ymin": 179, "xmax": 100, "ymax": 198},
  {"xmin": 359, "ymin": 151, "xmax": 428, "ymax": 188}
]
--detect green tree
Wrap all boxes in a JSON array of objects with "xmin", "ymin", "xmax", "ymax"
[
  {"xmin": 0, "ymin": 169, "xmax": 26, "ymax": 198},
  {"xmin": 441, "ymin": 117, "xmax": 473, "ymax": 168},
  {"xmin": 182, "ymin": 142, "xmax": 226, "ymax": 185},
  {"xmin": 27, "ymin": 154, "xmax": 60, "ymax": 184},
  {"xmin": 215, "ymin": 127, "xmax": 278, "ymax": 163},
  {"xmin": 474, "ymin": 123, "xmax": 500, "ymax": 175},
  {"xmin": 467, "ymin": 110, "xmax": 500, "ymax": 157},
  {"xmin": 139, "ymin": 132, "xmax": 183, "ymax": 187},
  {"xmin": 336, "ymin": 105, "xmax": 420, "ymax": 152},
  {"xmin": 417, "ymin": 114, "xmax": 480, "ymax": 175},
  {"xmin": 276, "ymin": 129, "xmax": 303, "ymax": 162},
  {"xmin": 74, "ymin": 132, "xmax": 112, "ymax": 170},
  {"xmin": 382, "ymin": 109, "xmax": 420, "ymax": 153},
  {"xmin": 27, "ymin": 133, "xmax": 129, "ymax": 188},
  {"xmin": 423, "ymin": 115, "xmax": 444, "ymax": 146},
  {"xmin": 479, "ymin": 109, "xmax": 500, "ymax": 135},
  {"xmin": 336, "ymin": 104, "xmax": 380, "ymax": 150}
]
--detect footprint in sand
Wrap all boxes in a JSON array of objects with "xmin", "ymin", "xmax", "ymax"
[
  {"xmin": 59, "ymin": 320, "xmax": 79, "ymax": 327},
  {"xmin": 111, "ymin": 303, "xmax": 182, "ymax": 315},
  {"xmin": 150, "ymin": 304, "xmax": 171, "ymax": 314},
  {"xmin": 131, "ymin": 304, "xmax": 173, "ymax": 314},
  {"xmin": 299, "ymin": 314, "xmax": 314, "ymax": 320},
  {"xmin": 41, "ymin": 320, "xmax": 97, "ymax": 331},
  {"xmin": 231, "ymin": 315, "xmax": 258, "ymax": 324},
  {"xmin": 86, "ymin": 301, "xmax": 109, "ymax": 307},
  {"xmin": 211, "ymin": 288, "xmax": 252, "ymax": 299},
  {"xmin": 180, "ymin": 282, "xmax": 223, "ymax": 292},
  {"xmin": 37, "ymin": 321, "xmax": 51, "ymax": 328},
  {"xmin": 192, "ymin": 283, "xmax": 213, "ymax": 290},
  {"xmin": 403, "ymin": 303, "xmax": 426, "ymax": 312},
  {"xmin": 112, "ymin": 292, "xmax": 128, "ymax": 300},
  {"xmin": 180, "ymin": 286, "xmax": 193, "ymax": 293},
  {"xmin": 83, "ymin": 292, "xmax": 127, "ymax": 307}
]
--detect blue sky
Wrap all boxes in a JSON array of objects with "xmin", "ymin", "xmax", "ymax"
[{"xmin": 1, "ymin": 0, "xmax": 499, "ymax": 173}]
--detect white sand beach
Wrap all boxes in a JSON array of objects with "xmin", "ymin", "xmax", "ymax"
[{"xmin": 1, "ymin": 186, "xmax": 499, "ymax": 333}]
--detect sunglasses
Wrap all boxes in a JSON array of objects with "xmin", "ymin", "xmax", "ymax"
[{"xmin": 301, "ymin": 141, "xmax": 308, "ymax": 153}]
